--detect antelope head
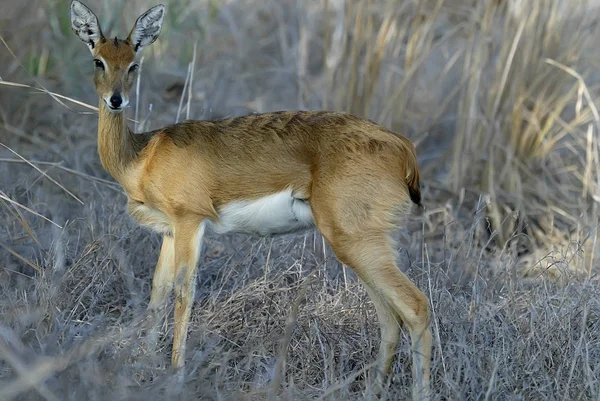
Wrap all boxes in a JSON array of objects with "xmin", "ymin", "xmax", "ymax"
[{"xmin": 70, "ymin": 0, "xmax": 165, "ymax": 113}]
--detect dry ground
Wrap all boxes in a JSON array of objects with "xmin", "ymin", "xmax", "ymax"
[{"xmin": 1, "ymin": 0, "xmax": 599, "ymax": 400}]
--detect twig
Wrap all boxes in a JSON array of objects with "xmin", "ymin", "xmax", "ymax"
[
  {"xmin": 317, "ymin": 361, "xmax": 379, "ymax": 400},
  {"xmin": 0, "ymin": 158, "xmax": 121, "ymax": 191},
  {"xmin": 268, "ymin": 276, "xmax": 312, "ymax": 400},
  {"xmin": 135, "ymin": 56, "xmax": 145, "ymax": 131},
  {"xmin": 0, "ymin": 342, "xmax": 61, "ymax": 401},
  {"xmin": 186, "ymin": 42, "xmax": 197, "ymax": 121},
  {"xmin": 0, "ymin": 143, "xmax": 84, "ymax": 204},
  {"xmin": 545, "ymin": 58, "xmax": 600, "ymax": 127},
  {"xmin": 0, "ymin": 34, "xmax": 77, "ymax": 113},
  {"xmin": 0, "ymin": 241, "xmax": 42, "ymax": 273},
  {"xmin": 0, "ymin": 191, "xmax": 62, "ymax": 229},
  {"xmin": 0, "ymin": 312, "xmax": 156, "ymax": 400}
]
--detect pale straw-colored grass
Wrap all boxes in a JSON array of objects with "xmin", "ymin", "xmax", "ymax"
[{"xmin": 1, "ymin": 0, "xmax": 598, "ymax": 399}]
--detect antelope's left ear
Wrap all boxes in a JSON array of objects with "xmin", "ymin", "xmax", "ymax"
[{"xmin": 128, "ymin": 4, "xmax": 165, "ymax": 53}]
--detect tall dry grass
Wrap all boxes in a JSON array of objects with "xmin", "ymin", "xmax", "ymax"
[{"xmin": 1, "ymin": 0, "xmax": 599, "ymax": 400}]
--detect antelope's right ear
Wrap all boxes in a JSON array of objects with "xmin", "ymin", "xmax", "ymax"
[{"xmin": 70, "ymin": 0, "xmax": 104, "ymax": 53}]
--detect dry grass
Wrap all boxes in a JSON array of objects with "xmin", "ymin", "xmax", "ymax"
[{"xmin": 1, "ymin": 0, "xmax": 599, "ymax": 400}]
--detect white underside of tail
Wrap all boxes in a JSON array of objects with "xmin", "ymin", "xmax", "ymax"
[{"xmin": 209, "ymin": 189, "xmax": 315, "ymax": 236}]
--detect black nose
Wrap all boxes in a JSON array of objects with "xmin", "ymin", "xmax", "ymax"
[{"xmin": 110, "ymin": 94, "xmax": 122, "ymax": 108}]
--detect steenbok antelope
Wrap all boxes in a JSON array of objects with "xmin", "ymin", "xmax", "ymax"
[{"xmin": 70, "ymin": 1, "xmax": 431, "ymax": 399}]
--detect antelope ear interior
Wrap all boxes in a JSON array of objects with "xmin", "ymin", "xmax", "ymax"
[
  {"xmin": 128, "ymin": 4, "xmax": 165, "ymax": 53},
  {"xmin": 70, "ymin": 0, "xmax": 104, "ymax": 53}
]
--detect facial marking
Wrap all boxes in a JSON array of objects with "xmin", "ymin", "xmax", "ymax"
[
  {"xmin": 94, "ymin": 55, "xmax": 108, "ymax": 70},
  {"xmin": 93, "ymin": 40, "xmax": 136, "ymax": 113}
]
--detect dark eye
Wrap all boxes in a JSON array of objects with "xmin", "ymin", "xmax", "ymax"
[
  {"xmin": 94, "ymin": 59, "xmax": 104, "ymax": 70},
  {"xmin": 129, "ymin": 63, "xmax": 139, "ymax": 74}
]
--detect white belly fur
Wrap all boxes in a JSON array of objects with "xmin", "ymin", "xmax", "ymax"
[{"xmin": 209, "ymin": 189, "xmax": 314, "ymax": 236}]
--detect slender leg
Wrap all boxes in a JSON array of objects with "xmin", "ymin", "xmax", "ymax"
[
  {"xmin": 145, "ymin": 235, "xmax": 176, "ymax": 350},
  {"xmin": 329, "ymin": 235, "xmax": 432, "ymax": 401},
  {"xmin": 361, "ymin": 283, "xmax": 402, "ymax": 395},
  {"xmin": 171, "ymin": 219, "xmax": 205, "ymax": 369},
  {"xmin": 148, "ymin": 235, "xmax": 176, "ymax": 312},
  {"xmin": 310, "ymin": 146, "xmax": 430, "ymax": 399}
]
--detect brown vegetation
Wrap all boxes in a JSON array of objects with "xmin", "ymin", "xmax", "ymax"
[{"xmin": 0, "ymin": 0, "xmax": 598, "ymax": 400}]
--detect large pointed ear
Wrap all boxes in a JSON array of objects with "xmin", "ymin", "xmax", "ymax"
[
  {"xmin": 70, "ymin": 0, "xmax": 104, "ymax": 53},
  {"xmin": 128, "ymin": 5, "xmax": 165, "ymax": 53}
]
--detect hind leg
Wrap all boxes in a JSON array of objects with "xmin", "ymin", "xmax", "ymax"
[
  {"xmin": 329, "ymin": 234, "xmax": 431, "ymax": 400},
  {"xmin": 310, "ymin": 181, "xmax": 431, "ymax": 398},
  {"xmin": 362, "ymin": 282, "xmax": 402, "ymax": 394},
  {"xmin": 310, "ymin": 152, "xmax": 431, "ymax": 399}
]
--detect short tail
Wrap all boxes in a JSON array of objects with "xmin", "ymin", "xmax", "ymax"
[
  {"xmin": 407, "ymin": 172, "xmax": 424, "ymax": 218},
  {"xmin": 402, "ymin": 140, "xmax": 424, "ymax": 211},
  {"xmin": 407, "ymin": 173, "xmax": 422, "ymax": 207}
]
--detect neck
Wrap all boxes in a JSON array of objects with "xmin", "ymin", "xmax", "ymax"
[{"xmin": 97, "ymin": 100, "xmax": 149, "ymax": 181}]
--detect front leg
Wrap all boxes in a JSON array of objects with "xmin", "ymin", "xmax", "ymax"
[
  {"xmin": 171, "ymin": 218, "xmax": 205, "ymax": 369},
  {"xmin": 144, "ymin": 235, "xmax": 176, "ymax": 353},
  {"xmin": 148, "ymin": 234, "xmax": 176, "ymax": 313}
]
